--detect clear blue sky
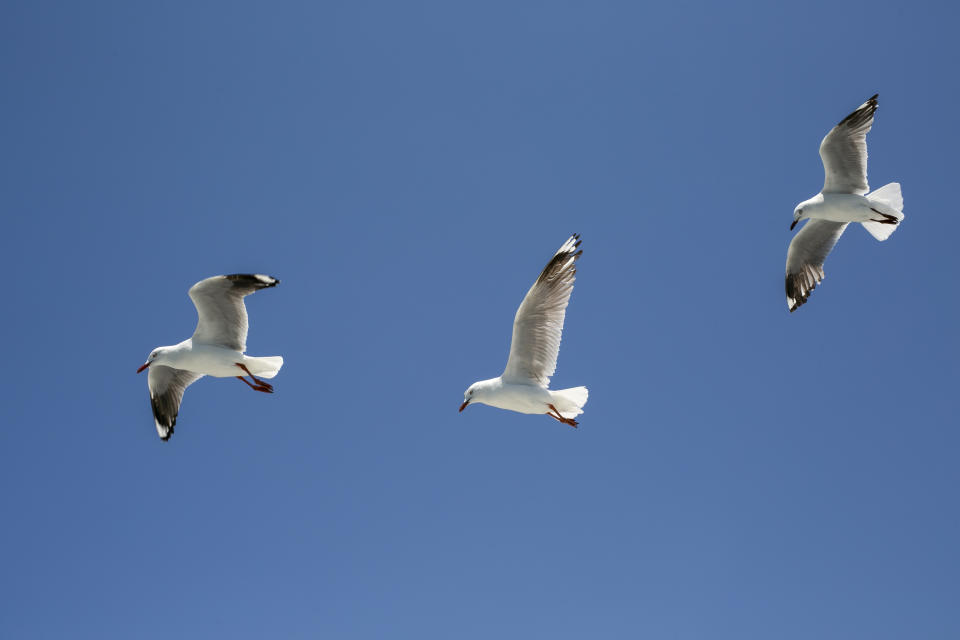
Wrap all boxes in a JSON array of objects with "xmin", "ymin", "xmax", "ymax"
[{"xmin": 1, "ymin": 1, "xmax": 958, "ymax": 638}]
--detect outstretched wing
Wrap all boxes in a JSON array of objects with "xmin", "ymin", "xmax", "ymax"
[
  {"xmin": 189, "ymin": 274, "xmax": 279, "ymax": 351},
  {"xmin": 820, "ymin": 94, "xmax": 878, "ymax": 195},
  {"xmin": 786, "ymin": 220, "xmax": 848, "ymax": 312},
  {"xmin": 147, "ymin": 365, "xmax": 203, "ymax": 441},
  {"xmin": 502, "ymin": 235, "xmax": 582, "ymax": 387}
]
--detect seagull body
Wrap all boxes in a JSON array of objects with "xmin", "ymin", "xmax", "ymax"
[
  {"xmin": 137, "ymin": 274, "xmax": 283, "ymax": 441},
  {"xmin": 460, "ymin": 235, "xmax": 588, "ymax": 427},
  {"xmin": 142, "ymin": 341, "xmax": 276, "ymax": 378},
  {"xmin": 787, "ymin": 94, "xmax": 904, "ymax": 311},
  {"xmin": 793, "ymin": 192, "xmax": 892, "ymax": 225},
  {"xmin": 461, "ymin": 377, "xmax": 576, "ymax": 416}
]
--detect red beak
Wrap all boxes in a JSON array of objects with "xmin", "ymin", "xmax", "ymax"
[
  {"xmin": 459, "ymin": 400, "xmax": 469, "ymax": 412},
  {"xmin": 137, "ymin": 363, "xmax": 150, "ymax": 374}
]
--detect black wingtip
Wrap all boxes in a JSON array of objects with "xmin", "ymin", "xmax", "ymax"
[
  {"xmin": 571, "ymin": 233, "xmax": 583, "ymax": 256},
  {"xmin": 785, "ymin": 271, "xmax": 819, "ymax": 312},
  {"xmin": 837, "ymin": 94, "xmax": 879, "ymax": 128},
  {"xmin": 536, "ymin": 235, "xmax": 583, "ymax": 283},
  {"xmin": 151, "ymin": 394, "xmax": 178, "ymax": 441},
  {"xmin": 225, "ymin": 274, "xmax": 280, "ymax": 289}
]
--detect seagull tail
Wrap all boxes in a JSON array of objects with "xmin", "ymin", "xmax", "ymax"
[
  {"xmin": 862, "ymin": 182, "xmax": 904, "ymax": 241},
  {"xmin": 551, "ymin": 386, "xmax": 589, "ymax": 419},
  {"xmin": 244, "ymin": 355, "xmax": 284, "ymax": 379}
]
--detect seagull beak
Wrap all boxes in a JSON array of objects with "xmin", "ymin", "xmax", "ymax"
[
  {"xmin": 137, "ymin": 362, "xmax": 150, "ymax": 374},
  {"xmin": 790, "ymin": 220, "xmax": 798, "ymax": 231},
  {"xmin": 459, "ymin": 400, "xmax": 469, "ymax": 412}
]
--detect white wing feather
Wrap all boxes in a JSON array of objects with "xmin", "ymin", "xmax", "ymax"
[
  {"xmin": 502, "ymin": 235, "xmax": 581, "ymax": 387},
  {"xmin": 147, "ymin": 365, "xmax": 203, "ymax": 440},
  {"xmin": 189, "ymin": 274, "xmax": 278, "ymax": 351},
  {"xmin": 820, "ymin": 94, "xmax": 877, "ymax": 195},
  {"xmin": 785, "ymin": 220, "xmax": 848, "ymax": 311}
]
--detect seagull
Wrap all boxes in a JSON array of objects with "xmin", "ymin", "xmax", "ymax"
[
  {"xmin": 137, "ymin": 274, "xmax": 284, "ymax": 441},
  {"xmin": 459, "ymin": 235, "xmax": 588, "ymax": 427},
  {"xmin": 786, "ymin": 94, "xmax": 904, "ymax": 311}
]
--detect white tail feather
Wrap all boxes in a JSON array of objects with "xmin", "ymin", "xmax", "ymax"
[
  {"xmin": 863, "ymin": 182, "xmax": 904, "ymax": 241},
  {"xmin": 245, "ymin": 356, "xmax": 284, "ymax": 379},
  {"xmin": 869, "ymin": 182, "xmax": 903, "ymax": 211},
  {"xmin": 551, "ymin": 386, "xmax": 589, "ymax": 418}
]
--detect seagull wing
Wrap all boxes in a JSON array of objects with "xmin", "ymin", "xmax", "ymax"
[
  {"xmin": 786, "ymin": 220, "xmax": 848, "ymax": 312},
  {"xmin": 189, "ymin": 274, "xmax": 279, "ymax": 351},
  {"xmin": 820, "ymin": 94, "xmax": 878, "ymax": 195},
  {"xmin": 502, "ymin": 235, "xmax": 582, "ymax": 387},
  {"xmin": 148, "ymin": 365, "xmax": 204, "ymax": 441}
]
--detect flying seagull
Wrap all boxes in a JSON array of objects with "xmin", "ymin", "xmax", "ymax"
[
  {"xmin": 786, "ymin": 94, "xmax": 904, "ymax": 311},
  {"xmin": 137, "ymin": 274, "xmax": 284, "ymax": 441},
  {"xmin": 460, "ymin": 235, "xmax": 588, "ymax": 427}
]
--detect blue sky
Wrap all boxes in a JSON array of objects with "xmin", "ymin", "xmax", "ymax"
[{"xmin": 1, "ymin": 1, "xmax": 958, "ymax": 637}]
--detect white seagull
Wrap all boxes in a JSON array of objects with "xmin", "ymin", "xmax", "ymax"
[
  {"xmin": 459, "ymin": 235, "xmax": 588, "ymax": 427},
  {"xmin": 787, "ymin": 93, "xmax": 905, "ymax": 311},
  {"xmin": 137, "ymin": 274, "xmax": 284, "ymax": 441}
]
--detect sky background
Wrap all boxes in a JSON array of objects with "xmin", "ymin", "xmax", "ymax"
[{"xmin": 1, "ymin": 1, "xmax": 958, "ymax": 638}]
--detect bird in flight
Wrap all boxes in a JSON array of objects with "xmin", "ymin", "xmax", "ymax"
[
  {"xmin": 137, "ymin": 274, "xmax": 283, "ymax": 441},
  {"xmin": 786, "ymin": 94, "xmax": 904, "ymax": 311},
  {"xmin": 460, "ymin": 235, "xmax": 588, "ymax": 427}
]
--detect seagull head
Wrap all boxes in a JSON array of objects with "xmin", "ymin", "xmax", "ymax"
[
  {"xmin": 791, "ymin": 205, "xmax": 805, "ymax": 231},
  {"xmin": 792, "ymin": 195, "xmax": 823, "ymax": 230},
  {"xmin": 459, "ymin": 379, "xmax": 499, "ymax": 412},
  {"xmin": 137, "ymin": 347, "xmax": 166, "ymax": 373},
  {"xmin": 459, "ymin": 384, "xmax": 477, "ymax": 412}
]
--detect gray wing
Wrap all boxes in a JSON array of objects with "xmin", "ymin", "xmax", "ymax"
[
  {"xmin": 502, "ymin": 235, "xmax": 581, "ymax": 387},
  {"xmin": 820, "ymin": 94, "xmax": 878, "ymax": 195},
  {"xmin": 147, "ymin": 365, "xmax": 204, "ymax": 441},
  {"xmin": 189, "ymin": 274, "xmax": 279, "ymax": 351},
  {"xmin": 785, "ymin": 220, "xmax": 848, "ymax": 312}
]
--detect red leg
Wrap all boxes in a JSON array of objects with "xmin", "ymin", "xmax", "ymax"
[
  {"xmin": 547, "ymin": 404, "xmax": 578, "ymax": 428},
  {"xmin": 236, "ymin": 363, "xmax": 273, "ymax": 391},
  {"xmin": 870, "ymin": 208, "xmax": 900, "ymax": 224},
  {"xmin": 235, "ymin": 375, "xmax": 273, "ymax": 393}
]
